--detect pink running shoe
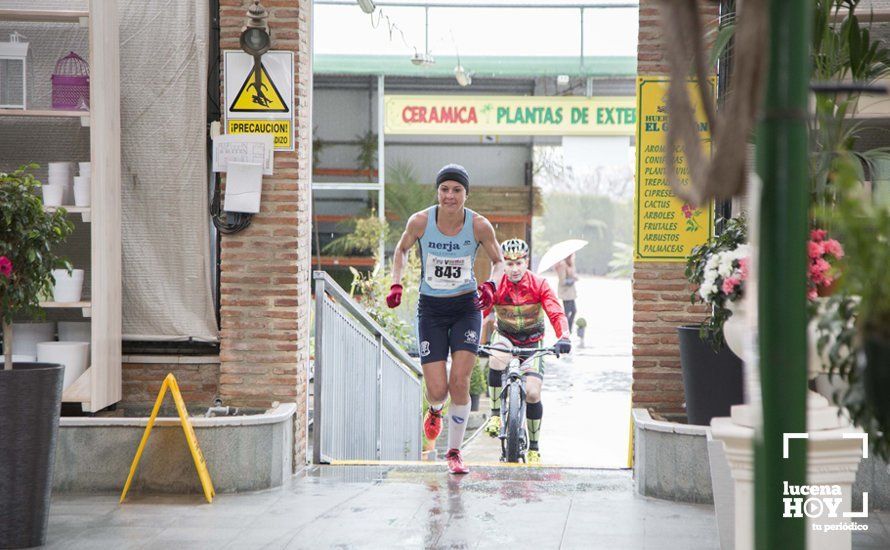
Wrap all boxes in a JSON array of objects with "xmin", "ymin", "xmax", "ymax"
[
  {"xmin": 445, "ymin": 448, "xmax": 469, "ymax": 475},
  {"xmin": 424, "ymin": 407, "xmax": 443, "ymax": 441}
]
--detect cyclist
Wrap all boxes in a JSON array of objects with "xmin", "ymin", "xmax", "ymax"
[
  {"xmin": 480, "ymin": 238, "xmax": 571, "ymax": 464},
  {"xmin": 387, "ymin": 163, "xmax": 504, "ymax": 475}
]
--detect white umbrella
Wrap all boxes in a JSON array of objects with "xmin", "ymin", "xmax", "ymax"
[{"xmin": 536, "ymin": 239, "xmax": 588, "ymax": 274}]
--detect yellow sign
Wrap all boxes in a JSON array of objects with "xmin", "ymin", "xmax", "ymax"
[
  {"xmin": 384, "ymin": 95, "xmax": 636, "ymax": 136},
  {"xmin": 634, "ymin": 77, "xmax": 714, "ymax": 261},
  {"xmin": 229, "ymin": 63, "xmax": 289, "ymax": 113},
  {"xmin": 227, "ymin": 119, "xmax": 292, "ymax": 149},
  {"xmin": 224, "ymin": 51, "xmax": 294, "ymax": 151},
  {"xmin": 120, "ymin": 374, "xmax": 215, "ymax": 503}
]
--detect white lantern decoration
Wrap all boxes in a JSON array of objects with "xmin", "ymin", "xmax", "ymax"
[{"xmin": 0, "ymin": 32, "xmax": 29, "ymax": 109}]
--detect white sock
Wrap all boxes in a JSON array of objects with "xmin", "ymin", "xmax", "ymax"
[
  {"xmin": 447, "ymin": 402, "xmax": 472, "ymax": 451},
  {"xmin": 430, "ymin": 402, "xmax": 444, "ymax": 412}
]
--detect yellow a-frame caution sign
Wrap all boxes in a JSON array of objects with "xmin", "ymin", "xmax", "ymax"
[
  {"xmin": 120, "ymin": 374, "xmax": 215, "ymax": 503},
  {"xmin": 229, "ymin": 63, "xmax": 289, "ymax": 113}
]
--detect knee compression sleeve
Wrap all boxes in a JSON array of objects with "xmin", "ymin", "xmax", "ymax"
[
  {"xmin": 488, "ymin": 368, "xmax": 502, "ymax": 413},
  {"xmin": 526, "ymin": 401, "xmax": 543, "ymax": 449}
]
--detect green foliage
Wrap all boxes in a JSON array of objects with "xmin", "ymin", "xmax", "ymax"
[
  {"xmin": 384, "ymin": 161, "xmax": 433, "ymax": 224},
  {"xmin": 820, "ymin": 161, "xmax": 890, "ymax": 340},
  {"xmin": 709, "ymin": 1, "xmax": 890, "ymax": 209},
  {"xmin": 575, "ymin": 317, "xmax": 587, "ymax": 329},
  {"xmin": 814, "ymin": 157, "xmax": 890, "ymax": 459},
  {"xmin": 815, "ymin": 294, "xmax": 860, "ymax": 386},
  {"xmin": 810, "ymin": 0, "xmax": 890, "ymax": 209},
  {"xmin": 0, "ymin": 164, "xmax": 75, "ymax": 356},
  {"xmin": 312, "ymin": 125, "xmax": 325, "ymax": 168},
  {"xmin": 470, "ymin": 359, "xmax": 486, "ymax": 396},
  {"xmin": 355, "ymin": 131, "xmax": 378, "ymax": 182},
  {"xmin": 684, "ymin": 216, "xmax": 748, "ymax": 347},
  {"xmin": 347, "ymin": 246, "xmax": 422, "ymax": 354},
  {"xmin": 607, "ymin": 242, "xmax": 633, "ymax": 279},
  {"xmin": 323, "ymin": 213, "xmax": 388, "ymax": 256},
  {"xmin": 534, "ymin": 193, "xmax": 632, "ymax": 274}
]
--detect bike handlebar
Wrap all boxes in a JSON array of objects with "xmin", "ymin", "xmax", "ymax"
[{"xmin": 478, "ymin": 343, "xmax": 561, "ymax": 359}]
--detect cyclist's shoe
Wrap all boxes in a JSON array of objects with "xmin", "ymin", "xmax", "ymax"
[
  {"xmin": 445, "ymin": 448, "xmax": 470, "ymax": 474},
  {"xmin": 424, "ymin": 407, "xmax": 443, "ymax": 441},
  {"xmin": 527, "ymin": 450, "xmax": 542, "ymax": 465},
  {"xmin": 484, "ymin": 415, "xmax": 501, "ymax": 437}
]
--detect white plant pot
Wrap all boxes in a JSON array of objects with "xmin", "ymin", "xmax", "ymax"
[
  {"xmin": 41, "ymin": 184, "xmax": 64, "ymax": 206},
  {"xmin": 36, "ymin": 341, "xmax": 90, "ymax": 390},
  {"xmin": 723, "ymin": 300, "xmax": 746, "ymax": 359},
  {"xmin": 48, "ymin": 162, "xmax": 73, "ymax": 203},
  {"xmin": 58, "ymin": 321, "xmax": 90, "ymax": 343},
  {"xmin": 52, "ymin": 269, "xmax": 85, "ymax": 302},
  {"xmin": 78, "ymin": 161, "xmax": 90, "ymax": 178},
  {"xmin": 10, "ymin": 322, "xmax": 56, "ymax": 357},
  {"xmin": 73, "ymin": 175, "xmax": 90, "ymax": 207}
]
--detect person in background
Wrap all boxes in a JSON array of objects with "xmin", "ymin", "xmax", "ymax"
[{"xmin": 554, "ymin": 253, "xmax": 577, "ymax": 334}]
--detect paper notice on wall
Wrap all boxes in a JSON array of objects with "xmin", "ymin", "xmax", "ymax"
[
  {"xmin": 212, "ymin": 134, "xmax": 273, "ymax": 175},
  {"xmin": 224, "ymin": 162, "xmax": 263, "ymax": 214}
]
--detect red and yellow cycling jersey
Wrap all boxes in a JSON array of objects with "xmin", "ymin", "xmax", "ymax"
[{"xmin": 484, "ymin": 271, "xmax": 569, "ymax": 345}]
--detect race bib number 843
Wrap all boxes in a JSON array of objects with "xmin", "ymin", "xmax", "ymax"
[{"xmin": 425, "ymin": 254, "xmax": 473, "ymax": 290}]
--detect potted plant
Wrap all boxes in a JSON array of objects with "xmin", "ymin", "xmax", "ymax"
[
  {"xmin": 1, "ymin": 164, "xmax": 74, "ymax": 548},
  {"xmin": 469, "ymin": 359, "xmax": 486, "ymax": 412},
  {"xmin": 820, "ymin": 167, "xmax": 890, "ymax": 460},
  {"xmin": 575, "ymin": 317, "xmax": 587, "ymax": 348},
  {"xmin": 679, "ymin": 216, "xmax": 746, "ymax": 425}
]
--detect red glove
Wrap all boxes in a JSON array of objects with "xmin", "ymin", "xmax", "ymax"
[
  {"xmin": 386, "ymin": 284, "xmax": 403, "ymax": 308},
  {"xmin": 474, "ymin": 280, "xmax": 497, "ymax": 311}
]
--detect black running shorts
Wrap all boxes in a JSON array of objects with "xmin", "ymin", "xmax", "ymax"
[{"xmin": 417, "ymin": 292, "xmax": 482, "ymax": 365}]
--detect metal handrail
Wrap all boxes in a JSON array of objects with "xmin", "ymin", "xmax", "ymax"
[{"xmin": 312, "ymin": 271, "xmax": 421, "ymax": 376}]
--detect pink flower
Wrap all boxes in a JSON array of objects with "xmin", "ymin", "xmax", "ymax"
[
  {"xmin": 807, "ymin": 240, "xmax": 825, "ymax": 259},
  {"xmin": 810, "ymin": 229, "xmax": 827, "ymax": 242},
  {"xmin": 822, "ymin": 238, "xmax": 844, "ymax": 259},
  {"xmin": 738, "ymin": 258, "xmax": 750, "ymax": 280},
  {"xmin": 807, "ymin": 288, "xmax": 818, "ymax": 300},
  {"xmin": 808, "ymin": 258, "xmax": 831, "ymax": 285},
  {"xmin": 682, "ymin": 203, "xmax": 693, "ymax": 219},
  {"xmin": 0, "ymin": 256, "xmax": 11, "ymax": 278},
  {"xmin": 722, "ymin": 276, "xmax": 741, "ymax": 295}
]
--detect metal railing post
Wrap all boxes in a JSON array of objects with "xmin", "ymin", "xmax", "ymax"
[
  {"xmin": 313, "ymin": 276, "xmax": 325, "ymax": 465},
  {"xmin": 376, "ymin": 335, "xmax": 384, "ymax": 460},
  {"xmin": 755, "ymin": 0, "xmax": 810, "ymax": 547}
]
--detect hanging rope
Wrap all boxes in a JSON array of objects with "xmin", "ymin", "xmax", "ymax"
[{"xmin": 655, "ymin": 0, "xmax": 769, "ymax": 206}]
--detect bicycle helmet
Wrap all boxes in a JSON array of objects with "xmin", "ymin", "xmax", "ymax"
[{"xmin": 501, "ymin": 238, "xmax": 529, "ymax": 261}]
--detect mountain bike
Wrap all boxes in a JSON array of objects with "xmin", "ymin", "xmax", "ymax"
[{"xmin": 478, "ymin": 343, "xmax": 561, "ymax": 463}]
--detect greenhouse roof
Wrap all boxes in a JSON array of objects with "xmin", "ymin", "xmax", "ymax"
[{"xmin": 313, "ymin": 54, "xmax": 636, "ymax": 78}]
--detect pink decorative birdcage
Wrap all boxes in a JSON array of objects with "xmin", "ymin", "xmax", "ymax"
[{"xmin": 51, "ymin": 51, "xmax": 89, "ymax": 110}]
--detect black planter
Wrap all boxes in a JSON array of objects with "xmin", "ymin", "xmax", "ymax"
[
  {"xmin": 678, "ymin": 325, "xmax": 744, "ymax": 425},
  {"xmin": 865, "ymin": 336, "xmax": 890, "ymax": 431},
  {"xmin": 0, "ymin": 363, "xmax": 64, "ymax": 549},
  {"xmin": 470, "ymin": 393, "xmax": 481, "ymax": 412}
]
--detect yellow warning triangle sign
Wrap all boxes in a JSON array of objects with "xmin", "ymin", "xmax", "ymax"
[{"xmin": 229, "ymin": 63, "xmax": 289, "ymax": 113}]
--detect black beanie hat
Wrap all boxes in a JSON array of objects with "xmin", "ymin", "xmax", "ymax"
[{"xmin": 436, "ymin": 164, "xmax": 470, "ymax": 194}]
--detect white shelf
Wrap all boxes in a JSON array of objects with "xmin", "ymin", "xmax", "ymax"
[
  {"xmin": 40, "ymin": 301, "xmax": 91, "ymax": 318},
  {"xmin": 0, "ymin": 9, "xmax": 89, "ymax": 24},
  {"xmin": 8, "ymin": 1, "xmax": 121, "ymax": 413},
  {"xmin": 0, "ymin": 109, "xmax": 90, "ymax": 127},
  {"xmin": 44, "ymin": 206, "xmax": 91, "ymax": 222}
]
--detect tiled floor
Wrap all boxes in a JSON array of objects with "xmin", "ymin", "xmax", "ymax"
[{"xmin": 44, "ymin": 464, "xmax": 890, "ymax": 549}]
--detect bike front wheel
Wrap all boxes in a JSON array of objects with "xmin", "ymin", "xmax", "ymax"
[{"xmin": 505, "ymin": 382, "xmax": 524, "ymax": 462}]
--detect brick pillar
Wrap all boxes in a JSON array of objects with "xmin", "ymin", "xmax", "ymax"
[
  {"xmin": 218, "ymin": 0, "xmax": 312, "ymax": 466},
  {"xmin": 633, "ymin": 1, "xmax": 716, "ymax": 420}
]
